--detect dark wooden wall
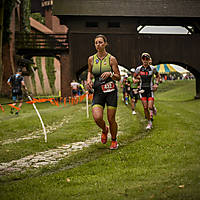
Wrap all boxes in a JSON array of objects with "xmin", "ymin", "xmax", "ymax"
[
  {"xmin": 54, "ymin": 0, "xmax": 200, "ymax": 17},
  {"xmin": 69, "ymin": 32, "xmax": 200, "ymax": 74},
  {"xmin": 53, "ymin": 1, "xmax": 200, "ymax": 98}
]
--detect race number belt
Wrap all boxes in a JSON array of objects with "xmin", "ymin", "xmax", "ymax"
[{"xmin": 101, "ymin": 81, "xmax": 115, "ymax": 93}]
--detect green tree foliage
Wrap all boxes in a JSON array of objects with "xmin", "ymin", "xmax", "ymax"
[
  {"xmin": 31, "ymin": 13, "xmax": 45, "ymax": 25},
  {"xmin": 36, "ymin": 57, "xmax": 44, "ymax": 89},
  {"xmin": 45, "ymin": 57, "xmax": 56, "ymax": 93},
  {"xmin": 30, "ymin": 68, "xmax": 36, "ymax": 95},
  {"xmin": 2, "ymin": 0, "xmax": 15, "ymax": 44},
  {"xmin": 21, "ymin": 0, "xmax": 31, "ymax": 33},
  {"xmin": 3, "ymin": 0, "xmax": 31, "ymax": 43}
]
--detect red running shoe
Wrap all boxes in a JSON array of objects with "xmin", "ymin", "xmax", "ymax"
[
  {"xmin": 101, "ymin": 126, "xmax": 109, "ymax": 144},
  {"xmin": 110, "ymin": 141, "xmax": 118, "ymax": 150}
]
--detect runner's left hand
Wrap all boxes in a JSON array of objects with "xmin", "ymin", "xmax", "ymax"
[{"xmin": 100, "ymin": 72, "xmax": 111, "ymax": 80}]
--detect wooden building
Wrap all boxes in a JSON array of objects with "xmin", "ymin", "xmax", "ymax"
[{"xmin": 53, "ymin": 0, "xmax": 200, "ymax": 98}]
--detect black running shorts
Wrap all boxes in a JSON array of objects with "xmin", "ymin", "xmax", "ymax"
[{"xmin": 92, "ymin": 89, "xmax": 118, "ymax": 109}]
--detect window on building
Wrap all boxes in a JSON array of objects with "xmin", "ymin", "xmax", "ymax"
[
  {"xmin": 108, "ymin": 22, "xmax": 120, "ymax": 28},
  {"xmin": 86, "ymin": 22, "xmax": 98, "ymax": 27}
]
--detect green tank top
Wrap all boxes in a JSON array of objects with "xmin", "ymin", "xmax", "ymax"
[
  {"xmin": 92, "ymin": 53, "xmax": 112, "ymax": 77},
  {"xmin": 92, "ymin": 53, "xmax": 115, "ymax": 91}
]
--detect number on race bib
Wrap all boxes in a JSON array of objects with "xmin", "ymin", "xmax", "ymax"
[{"xmin": 101, "ymin": 82, "xmax": 115, "ymax": 93}]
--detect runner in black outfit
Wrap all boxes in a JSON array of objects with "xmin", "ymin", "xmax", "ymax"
[
  {"xmin": 7, "ymin": 68, "xmax": 27, "ymax": 115},
  {"xmin": 134, "ymin": 53, "xmax": 160, "ymax": 130}
]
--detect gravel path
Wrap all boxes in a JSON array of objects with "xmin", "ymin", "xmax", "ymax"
[
  {"xmin": 0, "ymin": 115, "xmax": 123, "ymax": 176},
  {"xmin": 0, "ymin": 134, "xmax": 102, "ymax": 175}
]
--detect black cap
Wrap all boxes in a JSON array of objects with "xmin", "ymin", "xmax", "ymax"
[{"xmin": 141, "ymin": 52, "xmax": 151, "ymax": 59}]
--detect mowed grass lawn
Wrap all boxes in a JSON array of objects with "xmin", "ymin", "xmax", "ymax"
[{"xmin": 0, "ymin": 80, "xmax": 200, "ymax": 200}]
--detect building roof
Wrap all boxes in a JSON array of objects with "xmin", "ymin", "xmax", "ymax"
[
  {"xmin": 30, "ymin": 17, "xmax": 53, "ymax": 34},
  {"xmin": 53, "ymin": 0, "xmax": 200, "ymax": 18}
]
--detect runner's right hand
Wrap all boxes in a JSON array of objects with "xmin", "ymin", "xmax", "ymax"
[{"xmin": 86, "ymin": 80, "xmax": 93, "ymax": 90}]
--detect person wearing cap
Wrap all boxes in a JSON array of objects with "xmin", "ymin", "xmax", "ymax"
[
  {"xmin": 127, "ymin": 68, "xmax": 140, "ymax": 114},
  {"xmin": 134, "ymin": 53, "xmax": 160, "ymax": 130},
  {"xmin": 7, "ymin": 68, "xmax": 27, "ymax": 115},
  {"xmin": 87, "ymin": 34, "xmax": 121, "ymax": 150}
]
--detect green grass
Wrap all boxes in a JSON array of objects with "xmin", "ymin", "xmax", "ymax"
[{"xmin": 0, "ymin": 80, "xmax": 200, "ymax": 200}]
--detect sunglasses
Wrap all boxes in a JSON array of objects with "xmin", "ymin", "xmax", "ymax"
[{"xmin": 142, "ymin": 56, "xmax": 150, "ymax": 61}]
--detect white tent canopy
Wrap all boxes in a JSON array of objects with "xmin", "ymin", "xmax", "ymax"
[
  {"xmin": 118, "ymin": 64, "xmax": 190, "ymax": 76},
  {"xmin": 170, "ymin": 64, "xmax": 190, "ymax": 74}
]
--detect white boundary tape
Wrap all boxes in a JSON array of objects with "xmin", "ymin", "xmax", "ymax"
[
  {"xmin": 27, "ymin": 95, "xmax": 47, "ymax": 142},
  {"xmin": 86, "ymin": 91, "xmax": 89, "ymax": 118}
]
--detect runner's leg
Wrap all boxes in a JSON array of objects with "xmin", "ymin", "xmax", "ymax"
[
  {"xmin": 107, "ymin": 107, "xmax": 118, "ymax": 149},
  {"xmin": 107, "ymin": 108, "xmax": 117, "ymax": 140},
  {"xmin": 141, "ymin": 99, "xmax": 149, "ymax": 120},
  {"xmin": 92, "ymin": 106, "xmax": 107, "ymax": 132},
  {"xmin": 148, "ymin": 99, "xmax": 154, "ymax": 120}
]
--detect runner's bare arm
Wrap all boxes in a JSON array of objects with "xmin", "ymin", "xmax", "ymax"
[
  {"xmin": 134, "ymin": 71, "xmax": 140, "ymax": 81},
  {"xmin": 87, "ymin": 56, "xmax": 93, "ymax": 89},
  {"xmin": 110, "ymin": 56, "xmax": 120, "ymax": 81},
  {"xmin": 153, "ymin": 72, "xmax": 161, "ymax": 91},
  {"xmin": 21, "ymin": 80, "xmax": 27, "ymax": 90},
  {"xmin": 7, "ymin": 81, "xmax": 11, "ymax": 87},
  {"xmin": 100, "ymin": 56, "xmax": 120, "ymax": 81}
]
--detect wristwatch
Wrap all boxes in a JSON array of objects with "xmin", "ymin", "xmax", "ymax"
[{"xmin": 110, "ymin": 72, "xmax": 114, "ymax": 78}]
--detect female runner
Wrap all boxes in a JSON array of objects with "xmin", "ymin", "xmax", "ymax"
[{"xmin": 87, "ymin": 34, "xmax": 121, "ymax": 149}]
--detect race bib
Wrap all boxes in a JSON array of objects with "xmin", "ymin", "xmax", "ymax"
[{"xmin": 101, "ymin": 81, "xmax": 115, "ymax": 93}]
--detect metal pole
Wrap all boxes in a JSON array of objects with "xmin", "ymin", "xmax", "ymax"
[{"xmin": 86, "ymin": 91, "xmax": 89, "ymax": 118}]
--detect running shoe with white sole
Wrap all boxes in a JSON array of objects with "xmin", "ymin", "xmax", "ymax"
[
  {"xmin": 110, "ymin": 141, "xmax": 118, "ymax": 150},
  {"xmin": 132, "ymin": 110, "xmax": 136, "ymax": 115},
  {"xmin": 146, "ymin": 123, "xmax": 152, "ymax": 130}
]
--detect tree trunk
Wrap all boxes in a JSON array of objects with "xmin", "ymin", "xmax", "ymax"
[{"xmin": 0, "ymin": 0, "xmax": 5, "ymax": 93}]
